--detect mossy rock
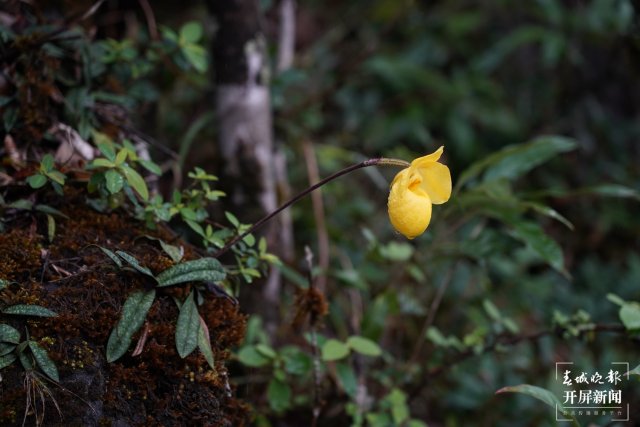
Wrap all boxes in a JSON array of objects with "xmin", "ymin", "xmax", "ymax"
[{"xmin": 0, "ymin": 189, "xmax": 248, "ymax": 426}]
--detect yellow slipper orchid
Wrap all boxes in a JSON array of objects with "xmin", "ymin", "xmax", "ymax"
[{"xmin": 387, "ymin": 146, "xmax": 452, "ymax": 239}]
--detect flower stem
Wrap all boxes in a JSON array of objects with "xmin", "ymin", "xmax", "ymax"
[{"xmin": 213, "ymin": 157, "xmax": 409, "ymax": 258}]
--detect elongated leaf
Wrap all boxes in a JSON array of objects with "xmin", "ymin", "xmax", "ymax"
[
  {"xmin": 336, "ymin": 361, "xmax": 358, "ymax": 397},
  {"xmin": 120, "ymin": 165, "xmax": 149, "ymax": 201},
  {"xmin": 3, "ymin": 304, "xmax": 57, "ymax": 317},
  {"xmin": 100, "ymin": 246, "xmax": 122, "ymax": 267},
  {"xmin": 116, "ymin": 250, "xmax": 154, "ymax": 277},
  {"xmin": 509, "ymin": 221, "xmax": 566, "ymax": 276},
  {"xmin": 46, "ymin": 214, "xmax": 55, "ymax": 242},
  {"xmin": 321, "ymin": 339, "xmax": 350, "ymax": 361},
  {"xmin": 347, "ymin": 335, "xmax": 382, "ymax": 357},
  {"xmin": 523, "ymin": 202, "xmax": 574, "ymax": 230},
  {"xmin": 28, "ymin": 341, "xmax": 59, "ymax": 382},
  {"xmin": 106, "ymin": 290, "xmax": 156, "ymax": 362},
  {"xmin": 456, "ymin": 136, "xmax": 576, "ymax": 190},
  {"xmin": 0, "ymin": 324, "xmax": 21, "ymax": 344},
  {"xmin": 176, "ymin": 291, "xmax": 200, "ymax": 358},
  {"xmin": 237, "ymin": 346, "xmax": 270, "ymax": 367},
  {"xmin": 34, "ymin": 204, "xmax": 69, "ymax": 219},
  {"xmin": 156, "ymin": 257, "xmax": 225, "ymax": 287},
  {"xmin": 0, "ymin": 353, "xmax": 16, "ymax": 369},
  {"xmin": 496, "ymin": 384, "xmax": 580, "ymax": 426},
  {"xmin": 143, "ymin": 236, "xmax": 183, "ymax": 263},
  {"xmin": 198, "ymin": 316, "xmax": 215, "ymax": 369}
]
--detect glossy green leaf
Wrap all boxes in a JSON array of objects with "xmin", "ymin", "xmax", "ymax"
[
  {"xmin": 120, "ymin": 165, "xmax": 149, "ymax": 200},
  {"xmin": 139, "ymin": 159, "xmax": 162, "ymax": 175},
  {"xmin": 255, "ymin": 343, "xmax": 277, "ymax": 359},
  {"xmin": 3, "ymin": 304, "xmax": 57, "ymax": 317},
  {"xmin": 321, "ymin": 339, "xmax": 350, "ymax": 361},
  {"xmin": 346, "ymin": 335, "xmax": 382, "ymax": 357},
  {"xmin": 156, "ymin": 257, "xmax": 225, "ymax": 287},
  {"xmin": 28, "ymin": 341, "xmax": 59, "ymax": 382},
  {"xmin": 105, "ymin": 169, "xmax": 124, "ymax": 194},
  {"xmin": 176, "ymin": 291, "xmax": 200, "ymax": 358},
  {"xmin": 106, "ymin": 289, "xmax": 156, "ymax": 362},
  {"xmin": 0, "ymin": 324, "xmax": 20, "ymax": 344},
  {"xmin": 0, "ymin": 343, "xmax": 15, "ymax": 356}
]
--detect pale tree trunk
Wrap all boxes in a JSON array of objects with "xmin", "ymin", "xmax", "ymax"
[{"xmin": 208, "ymin": 0, "xmax": 294, "ymax": 309}]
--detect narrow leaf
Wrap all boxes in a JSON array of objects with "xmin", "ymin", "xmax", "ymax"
[
  {"xmin": 176, "ymin": 291, "xmax": 200, "ymax": 358},
  {"xmin": 3, "ymin": 304, "xmax": 57, "ymax": 317},
  {"xmin": 106, "ymin": 290, "xmax": 156, "ymax": 362},
  {"xmin": 120, "ymin": 165, "xmax": 149, "ymax": 201},
  {"xmin": 346, "ymin": 335, "xmax": 382, "ymax": 357},
  {"xmin": 116, "ymin": 250, "xmax": 154, "ymax": 277},
  {"xmin": 100, "ymin": 246, "xmax": 122, "ymax": 267},
  {"xmin": 156, "ymin": 257, "xmax": 225, "ymax": 287},
  {"xmin": 28, "ymin": 341, "xmax": 59, "ymax": 382},
  {"xmin": 47, "ymin": 214, "xmax": 55, "ymax": 242},
  {"xmin": 509, "ymin": 221, "xmax": 566, "ymax": 276},
  {"xmin": 198, "ymin": 316, "xmax": 215, "ymax": 369}
]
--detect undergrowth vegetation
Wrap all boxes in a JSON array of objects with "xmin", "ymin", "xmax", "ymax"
[{"xmin": 1, "ymin": 1, "xmax": 639, "ymax": 426}]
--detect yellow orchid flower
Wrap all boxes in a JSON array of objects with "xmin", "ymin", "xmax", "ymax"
[{"xmin": 387, "ymin": 146, "xmax": 452, "ymax": 239}]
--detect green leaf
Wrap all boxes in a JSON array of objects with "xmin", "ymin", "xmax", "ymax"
[
  {"xmin": 115, "ymin": 149, "xmax": 128, "ymax": 166},
  {"xmin": 255, "ymin": 343, "xmax": 277, "ymax": 359},
  {"xmin": 379, "ymin": 241, "xmax": 414, "ymax": 261},
  {"xmin": 267, "ymin": 378, "xmax": 292, "ymax": 413},
  {"xmin": 619, "ymin": 303, "xmax": 640, "ymax": 330},
  {"xmin": 46, "ymin": 214, "xmax": 55, "ymax": 242},
  {"xmin": 237, "ymin": 345, "xmax": 270, "ymax": 367},
  {"xmin": 116, "ymin": 250, "xmax": 154, "ymax": 277},
  {"xmin": 523, "ymin": 202, "xmax": 574, "ymax": 230},
  {"xmin": 3, "ymin": 107, "xmax": 18, "ymax": 132},
  {"xmin": 3, "ymin": 305, "xmax": 57, "ymax": 317},
  {"xmin": 509, "ymin": 221, "xmax": 566, "ymax": 275},
  {"xmin": 28, "ymin": 341, "xmax": 59, "ymax": 382},
  {"xmin": 45, "ymin": 170, "xmax": 66, "ymax": 186},
  {"xmin": 156, "ymin": 257, "xmax": 226, "ymax": 287},
  {"xmin": 27, "ymin": 174, "xmax": 47, "ymax": 189},
  {"xmin": 628, "ymin": 364, "xmax": 640, "ymax": 376},
  {"xmin": 346, "ymin": 335, "xmax": 382, "ymax": 357},
  {"xmin": 496, "ymin": 384, "xmax": 580, "ymax": 427},
  {"xmin": 0, "ymin": 353, "xmax": 16, "ymax": 369},
  {"xmin": 105, "ymin": 169, "xmax": 124, "ymax": 194},
  {"xmin": 106, "ymin": 290, "xmax": 156, "ymax": 362},
  {"xmin": 321, "ymin": 339, "xmax": 350, "ymax": 361},
  {"xmin": 100, "ymin": 246, "xmax": 122, "ymax": 267},
  {"xmin": 197, "ymin": 315, "xmax": 215, "ymax": 369},
  {"xmin": 90, "ymin": 158, "xmax": 116, "ymax": 169},
  {"xmin": 280, "ymin": 346, "xmax": 312, "ymax": 376},
  {"xmin": 176, "ymin": 291, "xmax": 200, "ymax": 358},
  {"xmin": 225, "ymin": 211, "xmax": 240, "ymax": 227},
  {"xmin": 34, "ymin": 204, "xmax": 69, "ymax": 218},
  {"xmin": 9, "ymin": 199, "xmax": 33, "ymax": 210},
  {"xmin": 41, "ymin": 154, "xmax": 54, "ymax": 172},
  {"xmin": 183, "ymin": 44, "xmax": 207, "ymax": 73},
  {"xmin": 120, "ymin": 165, "xmax": 149, "ymax": 201},
  {"xmin": 0, "ymin": 324, "xmax": 21, "ymax": 344},
  {"xmin": 180, "ymin": 22, "xmax": 203, "ymax": 43},
  {"xmin": 142, "ymin": 236, "xmax": 184, "ymax": 263},
  {"xmin": 387, "ymin": 388, "xmax": 410, "ymax": 425},
  {"xmin": 139, "ymin": 159, "xmax": 162, "ymax": 175},
  {"xmin": 336, "ymin": 361, "xmax": 358, "ymax": 397},
  {"xmin": 456, "ymin": 136, "xmax": 577, "ymax": 190},
  {"xmin": 0, "ymin": 343, "xmax": 15, "ymax": 356}
]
